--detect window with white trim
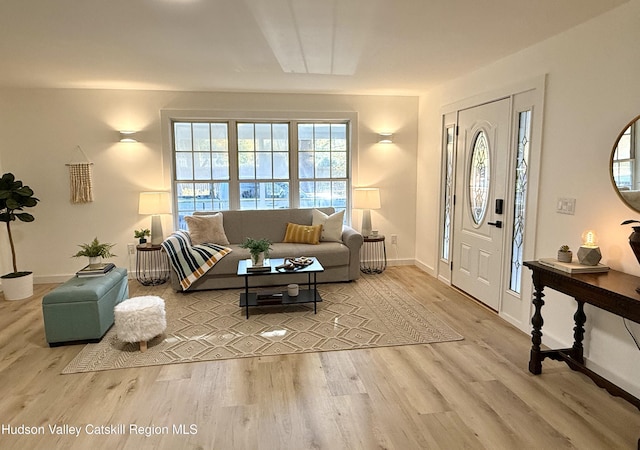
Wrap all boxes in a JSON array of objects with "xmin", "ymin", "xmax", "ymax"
[{"xmin": 172, "ymin": 119, "xmax": 350, "ymax": 229}]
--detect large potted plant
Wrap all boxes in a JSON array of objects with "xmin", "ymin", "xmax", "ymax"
[
  {"xmin": 72, "ymin": 237, "xmax": 117, "ymax": 268},
  {"xmin": 0, "ymin": 173, "xmax": 40, "ymax": 300}
]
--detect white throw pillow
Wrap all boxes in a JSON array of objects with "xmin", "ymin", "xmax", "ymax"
[
  {"xmin": 312, "ymin": 209, "xmax": 344, "ymax": 242},
  {"xmin": 184, "ymin": 213, "xmax": 230, "ymax": 245}
]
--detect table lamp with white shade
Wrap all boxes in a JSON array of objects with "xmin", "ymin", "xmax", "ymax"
[
  {"xmin": 139, "ymin": 192, "xmax": 171, "ymax": 245},
  {"xmin": 353, "ymin": 188, "xmax": 381, "ymax": 237}
]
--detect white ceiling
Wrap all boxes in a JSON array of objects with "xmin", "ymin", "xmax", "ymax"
[{"xmin": 0, "ymin": 0, "xmax": 628, "ymax": 95}]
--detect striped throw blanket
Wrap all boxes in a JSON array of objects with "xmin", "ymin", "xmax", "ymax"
[{"xmin": 161, "ymin": 230, "xmax": 232, "ymax": 291}]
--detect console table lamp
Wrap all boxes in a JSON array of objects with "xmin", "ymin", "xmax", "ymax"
[
  {"xmin": 139, "ymin": 192, "xmax": 171, "ymax": 245},
  {"xmin": 353, "ymin": 188, "xmax": 381, "ymax": 237}
]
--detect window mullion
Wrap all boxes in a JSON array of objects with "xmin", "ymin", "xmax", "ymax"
[
  {"xmin": 228, "ymin": 120, "xmax": 240, "ymax": 210},
  {"xmin": 290, "ymin": 121, "xmax": 300, "ymax": 208}
]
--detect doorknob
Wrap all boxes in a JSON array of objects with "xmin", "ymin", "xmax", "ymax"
[{"xmin": 488, "ymin": 220, "xmax": 503, "ymax": 228}]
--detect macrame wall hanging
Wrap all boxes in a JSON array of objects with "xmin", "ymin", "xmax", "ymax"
[{"xmin": 66, "ymin": 146, "xmax": 94, "ymax": 204}]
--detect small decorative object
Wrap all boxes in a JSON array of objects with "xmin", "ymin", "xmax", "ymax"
[
  {"xmin": 240, "ymin": 237, "xmax": 272, "ymax": 267},
  {"xmin": 557, "ymin": 245, "xmax": 572, "ymax": 263},
  {"xmin": 622, "ymin": 220, "xmax": 640, "ymax": 292},
  {"xmin": 287, "ymin": 284, "xmax": 299, "ymax": 297},
  {"xmin": 577, "ymin": 229, "xmax": 602, "ymax": 266},
  {"xmin": 622, "ymin": 220, "xmax": 640, "ymax": 265},
  {"xmin": 72, "ymin": 237, "xmax": 117, "ymax": 268},
  {"xmin": 276, "ymin": 257, "xmax": 314, "ymax": 271},
  {"xmin": 134, "ymin": 228, "xmax": 151, "ymax": 246},
  {"xmin": 0, "ymin": 173, "xmax": 39, "ymax": 300},
  {"xmin": 288, "ymin": 256, "xmax": 313, "ymax": 267}
]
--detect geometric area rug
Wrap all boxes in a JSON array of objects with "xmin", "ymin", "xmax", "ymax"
[{"xmin": 62, "ymin": 273, "xmax": 463, "ymax": 374}]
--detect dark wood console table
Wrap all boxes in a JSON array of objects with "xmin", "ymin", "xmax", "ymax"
[{"xmin": 523, "ymin": 261, "xmax": 640, "ymax": 411}]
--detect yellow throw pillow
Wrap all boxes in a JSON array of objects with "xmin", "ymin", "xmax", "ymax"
[{"xmin": 283, "ymin": 223, "xmax": 322, "ymax": 245}]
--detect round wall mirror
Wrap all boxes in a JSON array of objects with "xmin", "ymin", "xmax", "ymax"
[{"xmin": 610, "ymin": 114, "xmax": 640, "ymax": 212}]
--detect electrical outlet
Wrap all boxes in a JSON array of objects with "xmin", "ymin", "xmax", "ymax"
[
  {"xmin": 127, "ymin": 243, "xmax": 135, "ymax": 255},
  {"xmin": 391, "ymin": 234, "xmax": 398, "ymax": 245}
]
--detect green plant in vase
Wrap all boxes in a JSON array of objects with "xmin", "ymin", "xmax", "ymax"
[
  {"xmin": 134, "ymin": 228, "xmax": 151, "ymax": 245},
  {"xmin": 72, "ymin": 237, "xmax": 117, "ymax": 268},
  {"xmin": 240, "ymin": 237, "xmax": 272, "ymax": 266},
  {"xmin": 557, "ymin": 244, "xmax": 572, "ymax": 263}
]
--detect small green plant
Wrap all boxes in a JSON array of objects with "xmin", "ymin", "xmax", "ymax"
[
  {"xmin": 134, "ymin": 228, "xmax": 151, "ymax": 239},
  {"xmin": 72, "ymin": 237, "xmax": 117, "ymax": 259},
  {"xmin": 557, "ymin": 244, "xmax": 573, "ymax": 262},
  {"xmin": 240, "ymin": 237, "xmax": 272, "ymax": 262}
]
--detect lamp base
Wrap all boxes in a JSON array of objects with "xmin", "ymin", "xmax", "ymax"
[
  {"xmin": 150, "ymin": 215, "xmax": 164, "ymax": 245},
  {"xmin": 577, "ymin": 246, "xmax": 601, "ymax": 266},
  {"xmin": 361, "ymin": 209, "xmax": 372, "ymax": 237}
]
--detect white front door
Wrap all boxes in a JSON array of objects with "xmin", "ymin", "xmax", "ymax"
[{"xmin": 451, "ymin": 98, "xmax": 510, "ymax": 310}]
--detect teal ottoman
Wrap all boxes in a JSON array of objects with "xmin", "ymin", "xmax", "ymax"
[{"xmin": 42, "ymin": 268, "xmax": 129, "ymax": 346}]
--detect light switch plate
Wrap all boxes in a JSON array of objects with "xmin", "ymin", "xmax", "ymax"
[{"xmin": 556, "ymin": 198, "xmax": 576, "ymax": 215}]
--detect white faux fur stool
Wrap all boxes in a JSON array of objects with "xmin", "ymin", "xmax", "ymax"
[{"xmin": 114, "ymin": 296, "xmax": 166, "ymax": 352}]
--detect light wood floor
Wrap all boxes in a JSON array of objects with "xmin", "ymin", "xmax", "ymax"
[{"xmin": 0, "ymin": 266, "xmax": 638, "ymax": 449}]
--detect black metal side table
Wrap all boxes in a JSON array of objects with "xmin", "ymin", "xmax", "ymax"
[
  {"xmin": 360, "ymin": 235, "xmax": 387, "ymax": 274},
  {"xmin": 136, "ymin": 244, "xmax": 170, "ymax": 286}
]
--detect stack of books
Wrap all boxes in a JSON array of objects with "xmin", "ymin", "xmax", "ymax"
[
  {"xmin": 76, "ymin": 263, "xmax": 116, "ymax": 278},
  {"xmin": 246, "ymin": 259, "xmax": 271, "ymax": 272},
  {"xmin": 538, "ymin": 258, "xmax": 609, "ymax": 274}
]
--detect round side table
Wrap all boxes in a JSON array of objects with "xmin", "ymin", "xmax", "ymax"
[
  {"xmin": 136, "ymin": 244, "xmax": 170, "ymax": 286},
  {"xmin": 360, "ymin": 235, "xmax": 387, "ymax": 274}
]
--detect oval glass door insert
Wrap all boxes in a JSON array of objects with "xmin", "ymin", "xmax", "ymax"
[{"xmin": 469, "ymin": 130, "xmax": 490, "ymax": 225}]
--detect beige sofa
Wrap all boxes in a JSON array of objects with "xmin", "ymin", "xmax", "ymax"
[{"xmin": 169, "ymin": 207, "xmax": 363, "ymax": 291}]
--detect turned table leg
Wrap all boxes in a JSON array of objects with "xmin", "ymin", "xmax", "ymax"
[
  {"xmin": 572, "ymin": 300, "xmax": 586, "ymax": 364},
  {"xmin": 529, "ymin": 282, "xmax": 545, "ymax": 374}
]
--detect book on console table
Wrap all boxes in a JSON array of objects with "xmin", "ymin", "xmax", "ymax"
[
  {"xmin": 76, "ymin": 263, "xmax": 116, "ymax": 277},
  {"xmin": 538, "ymin": 258, "xmax": 609, "ymax": 274},
  {"xmin": 256, "ymin": 289, "xmax": 284, "ymax": 300},
  {"xmin": 245, "ymin": 259, "xmax": 272, "ymax": 272}
]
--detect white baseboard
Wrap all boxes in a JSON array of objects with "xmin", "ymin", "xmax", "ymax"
[
  {"xmin": 414, "ymin": 259, "xmax": 436, "ymax": 277},
  {"xmin": 585, "ymin": 359, "xmax": 640, "ymax": 399},
  {"xmin": 387, "ymin": 258, "xmax": 415, "ymax": 267}
]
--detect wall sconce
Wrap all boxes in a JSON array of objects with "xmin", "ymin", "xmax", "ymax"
[
  {"xmin": 353, "ymin": 188, "xmax": 381, "ymax": 237},
  {"xmin": 378, "ymin": 133, "xmax": 393, "ymax": 144},
  {"xmin": 139, "ymin": 192, "xmax": 172, "ymax": 245},
  {"xmin": 119, "ymin": 131, "xmax": 138, "ymax": 143},
  {"xmin": 577, "ymin": 229, "xmax": 602, "ymax": 266}
]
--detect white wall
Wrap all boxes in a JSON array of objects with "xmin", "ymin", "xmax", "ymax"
[
  {"xmin": 0, "ymin": 90, "xmax": 418, "ymax": 281},
  {"xmin": 417, "ymin": 0, "xmax": 640, "ymax": 397}
]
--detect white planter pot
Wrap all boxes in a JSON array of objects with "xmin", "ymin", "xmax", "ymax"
[
  {"xmin": 557, "ymin": 251, "xmax": 572, "ymax": 263},
  {"xmin": 251, "ymin": 252, "xmax": 265, "ymax": 267},
  {"xmin": 88, "ymin": 257, "xmax": 102, "ymax": 269},
  {"xmin": 2, "ymin": 272, "xmax": 34, "ymax": 301}
]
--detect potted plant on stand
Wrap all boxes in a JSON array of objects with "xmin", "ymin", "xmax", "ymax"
[
  {"xmin": 72, "ymin": 237, "xmax": 117, "ymax": 268},
  {"xmin": 0, "ymin": 173, "xmax": 40, "ymax": 301},
  {"xmin": 240, "ymin": 237, "xmax": 272, "ymax": 267},
  {"xmin": 134, "ymin": 228, "xmax": 151, "ymax": 246}
]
